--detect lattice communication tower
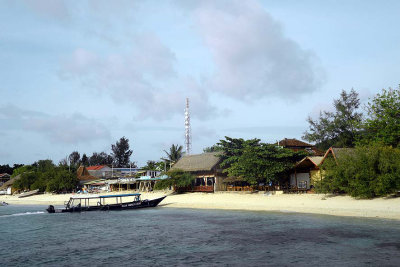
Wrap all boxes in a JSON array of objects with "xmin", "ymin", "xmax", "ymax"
[{"xmin": 184, "ymin": 98, "xmax": 191, "ymax": 155}]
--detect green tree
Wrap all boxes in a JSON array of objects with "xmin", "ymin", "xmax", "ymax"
[
  {"xmin": 13, "ymin": 163, "xmax": 79, "ymax": 193},
  {"xmin": 30, "ymin": 160, "xmax": 54, "ymax": 173},
  {"xmin": 12, "ymin": 165, "xmax": 34, "ymax": 178},
  {"xmin": 218, "ymin": 137, "xmax": 306, "ymax": 185},
  {"xmin": 162, "ymin": 144, "xmax": 183, "ymax": 168},
  {"xmin": 89, "ymin": 152, "xmax": 113, "ymax": 166},
  {"xmin": 362, "ymin": 87, "xmax": 400, "ymax": 147},
  {"xmin": 13, "ymin": 172, "xmax": 36, "ymax": 190},
  {"xmin": 303, "ymin": 89, "xmax": 363, "ymax": 149},
  {"xmin": 111, "ymin": 137, "xmax": 133, "ymax": 167},
  {"xmin": 316, "ymin": 144, "xmax": 400, "ymax": 198},
  {"xmin": 154, "ymin": 169, "xmax": 195, "ymax": 191},
  {"xmin": 143, "ymin": 160, "xmax": 163, "ymax": 171},
  {"xmin": 81, "ymin": 153, "xmax": 89, "ymax": 166},
  {"xmin": 68, "ymin": 151, "xmax": 81, "ymax": 167},
  {"xmin": 203, "ymin": 144, "xmax": 224, "ymax": 153}
]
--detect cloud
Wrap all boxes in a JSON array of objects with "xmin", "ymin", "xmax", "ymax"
[
  {"xmin": 189, "ymin": 0, "xmax": 324, "ymax": 101},
  {"xmin": 57, "ymin": 0, "xmax": 323, "ymax": 121},
  {"xmin": 22, "ymin": 0, "xmax": 70, "ymax": 21},
  {"xmin": 60, "ymin": 34, "xmax": 217, "ymax": 121},
  {"xmin": 0, "ymin": 104, "xmax": 110, "ymax": 144}
]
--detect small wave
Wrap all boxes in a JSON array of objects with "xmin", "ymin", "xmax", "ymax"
[{"xmin": 0, "ymin": 211, "xmax": 45, "ymax": 218}]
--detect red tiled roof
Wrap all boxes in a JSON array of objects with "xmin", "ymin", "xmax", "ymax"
[
  {"xmin": 87, "ymin": 165, "xmax": 107, "ymax": 170},
  {"xmin": 0, "ymin": 173, "xmax": 11, "ymax": 178}
]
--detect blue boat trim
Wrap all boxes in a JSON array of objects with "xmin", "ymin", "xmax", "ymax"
[{"xmin": 99, "ymin": 193, "xmax": 141, "ymax": 198}]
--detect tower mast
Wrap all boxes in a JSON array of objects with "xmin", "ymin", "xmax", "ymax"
[{"xmin": 184, "ymin": 98, "xmax": 191, "ymax": 155}]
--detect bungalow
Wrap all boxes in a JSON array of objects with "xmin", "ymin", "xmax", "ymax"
[
  {"xmin": 290, "ymin": 156, "xmax": 324, "ymax": 190},
  {"xmin": 0, "ymin": 175, "xmax": 21, "ymax": 195},
  {"xmin": 170, "ymin": 152, "xmax": 226, "ymax": 192},
  {"xmin": 289, "ymin": 147, "xmax": 354, "ymax": 191}
]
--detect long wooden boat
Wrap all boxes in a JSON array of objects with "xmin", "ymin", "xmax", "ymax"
[
  {"xmin": 46, "ymin": 193, "xmax": 166, "ymax": 213},
  {"xmin": 18, "ymin": 189, "xmax": 40, "ymax": 198}
]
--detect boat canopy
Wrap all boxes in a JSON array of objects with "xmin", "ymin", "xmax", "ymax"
[{"xmin": 71, "ymin": 193, "xmax": 141, "ymax": 199}]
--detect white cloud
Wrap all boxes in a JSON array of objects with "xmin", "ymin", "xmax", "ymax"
[
  {"xmin": 0, "ymin": 104, "xmax": 110, "ymax": 144},
  {"xmin": 57, "ymin": 0, "xmax": 323, "ymax": 121},
  {"xmin": 60, "ymin": 35, "xmax": 217, "ymax": 121},
  {"xmin": 190, "ymin": 0, "xmax": 324, "ymax": 101}
]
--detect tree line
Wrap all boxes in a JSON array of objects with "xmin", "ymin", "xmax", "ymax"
[
  {"xmin": 302, "ymin": 86, "xmax": 400, "ymax": 198},
  {"xmin": 10, "ymin": 137, "xmax": 133, "ymax": 192},
  {"xmin": 303, "ymin": 86, "xmax": 400, "ymax": 149},
  {"xmin": 64, "ymin": 136, "xmax": 133, "ymax": 168},
  {"xmin": 12, "ymin": 160, "xmax": 78, "ymax": 193}
]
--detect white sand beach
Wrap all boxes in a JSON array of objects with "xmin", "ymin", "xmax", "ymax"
[{"xmin": 1, "ymin": 191, "xmax": 400, "ymax": 220}]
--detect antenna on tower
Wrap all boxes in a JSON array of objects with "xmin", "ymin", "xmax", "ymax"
[{"xmin": 185, "ymin": 98, "xmax": 191, "ymax": 155}]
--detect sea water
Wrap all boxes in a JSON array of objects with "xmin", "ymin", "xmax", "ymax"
[{"xmin": 0, "ymin": 205, "xmax": 399, "ymax": 266}]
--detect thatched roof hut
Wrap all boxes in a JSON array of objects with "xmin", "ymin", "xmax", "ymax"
[
  {"xmin": 0, "ymin": 174, "xmax": 21, "ymax": 190},
  {"xmin": 77, "ymin": 166, "xmax": 98, "ymax": 183},
  {"xmin": 170, "ymin": 152, "xmax": 225, "ymax": 192},
  {"xmin": 171, "ymin": 152, "xmax": 222, "ymax": 172}
]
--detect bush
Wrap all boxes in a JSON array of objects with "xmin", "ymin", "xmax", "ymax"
[
  {"xmin": 154, "ymin": 169, "xmax": 195, "ymax": 191},
  {"xmin": 315, "ymin": 144, "xmax": 400, "ymax": 198},
  {"xmin": 12, "ymin": 163, "xmax": 78, "ymax": 193}
]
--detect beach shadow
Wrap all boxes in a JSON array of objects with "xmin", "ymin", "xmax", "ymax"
[{"xmin": 383, "ymin": 192, "xmax": 400, "ymax": 199}]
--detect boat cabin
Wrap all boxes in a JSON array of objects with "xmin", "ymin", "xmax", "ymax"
[{"xmin": 66, "ymin": 193, "xmax": 141, "ymax": 208}]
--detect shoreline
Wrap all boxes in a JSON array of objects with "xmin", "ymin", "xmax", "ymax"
[{"xmin": 1, "ymin": 191, "xmax": 400, "ymax": 220}]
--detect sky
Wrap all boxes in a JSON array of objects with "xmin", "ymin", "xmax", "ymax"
[{"xmin": 1, "ymin": 0, "xmax": 399, "ymax": 167}]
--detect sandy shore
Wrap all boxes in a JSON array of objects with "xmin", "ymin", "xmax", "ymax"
[{"xmin": 1, "ymin": 191, "xmax": 400, "ymax": 220}]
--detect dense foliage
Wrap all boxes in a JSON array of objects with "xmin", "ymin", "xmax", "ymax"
[
  {"xmin": 303, "ymin": 89, "xmax": 362, "ymax": 149},
  {"xmin": 362, "ymin": 87, "xmax": 400, "ymax": 147},
  {"xmin": 203, "ymin": 144, "xmax": 224, "ymax": 153},
  {"xmin": 218, "ymin": 137, "xmax": 307, "ymax": 186},
  {"xmin": 111, "ymin": 136, "xmax": 133, "ymax": 167},
  {"xmin": 12, "ymin": 160, "xmax": 79, "ymax": 193},
  {"xmin": 89, "ymin": 152, "xmax": 114, "ymax": 166},
  {"xmin": 315, "ymin": 144, "xmax": 400, "ymax": 198},
  {"xmin": 0, "ymin": 164, "xmax": 24, "ymax": 175},
  {"xmin": 154, "ymin": 169, "xmax": 195, "ymax": 190},
  {"xmin": 142, "ymin": 160, "xmax": 164, "ymax": 171},
  {"xmin": 162, "ymin": 144, "xmax": 183, "ymax": 170}
]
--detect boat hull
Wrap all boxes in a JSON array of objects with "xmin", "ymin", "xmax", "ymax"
[{"xmin": 47, "ymin": 196, "xmax": 166, "ymax": 213}]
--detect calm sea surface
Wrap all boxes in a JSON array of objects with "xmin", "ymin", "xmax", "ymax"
[{"xmin": 0, "ymin": 205, "xmax": 399, "ymax": 266}]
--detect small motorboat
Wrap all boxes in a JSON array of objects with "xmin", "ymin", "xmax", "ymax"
[{"xmin": 46, "ymin": 193, "xmax": 166, "ymax": 213}]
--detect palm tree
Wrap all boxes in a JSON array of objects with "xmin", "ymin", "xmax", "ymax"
[{"xmin": 162, "ymin": 144, "xmax": 183, "ymax": 169}]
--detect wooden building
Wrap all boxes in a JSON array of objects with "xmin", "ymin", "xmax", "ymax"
[
  {"xmin": 277, "ymin": 138, "xmax": 324, "ymax": 156},
  {"xmin": 290, "ymin": 156, "xmax": 324, "ymax": 190},
  {"xmin": 289, "ymin": 147, "xmax": 354, "ymax": 191},
  {"xmin": 0, "ymin": 175, "xmax": 21, "ymax": 195},
  {"xmin": 171, "ymin": 152, "xmax": 226, "ymax": 192}
]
